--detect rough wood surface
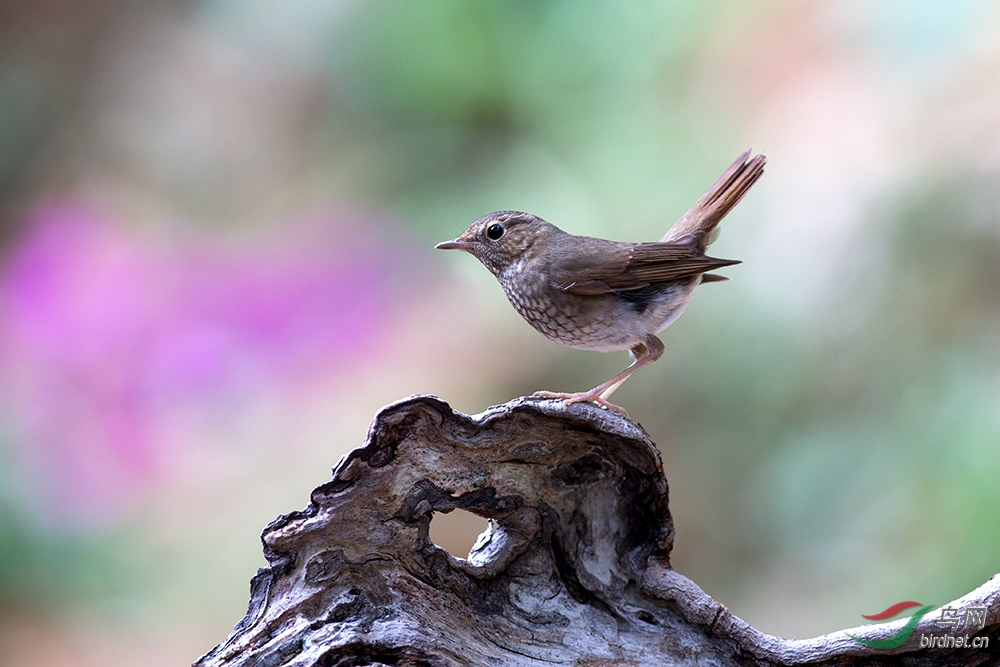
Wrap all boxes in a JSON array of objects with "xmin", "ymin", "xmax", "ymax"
[{"xmin": 195, "ymin": 395, "xmax": 1000, "ymax": 666}]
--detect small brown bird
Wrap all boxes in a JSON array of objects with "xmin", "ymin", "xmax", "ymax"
[{"xmin": 437, "ymin": 150, "xmax": 765, "ymax": 415}]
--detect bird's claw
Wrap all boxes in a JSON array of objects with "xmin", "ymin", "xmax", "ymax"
[{"xmin": 532, "ymin": 390, "xmax": 630, "ymax": 419}]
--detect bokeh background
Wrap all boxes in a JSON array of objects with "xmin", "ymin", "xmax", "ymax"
[{"xmin": 1, "ymin": 0, "xmax": 999, "ymax": 664}]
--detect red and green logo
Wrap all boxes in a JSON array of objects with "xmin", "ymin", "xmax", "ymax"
[{"xmin": 847, "ymin": 601, "xmax": 936, "ymax": 649}]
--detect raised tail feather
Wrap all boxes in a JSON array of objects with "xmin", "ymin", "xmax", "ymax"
[{"xmin": 662, "ymin": 149, "xmax": 766, "ymax": 252}]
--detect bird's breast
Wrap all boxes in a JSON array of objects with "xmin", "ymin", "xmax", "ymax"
[{"xmin": 497, "ymin": 269, "xmax": 697, "ymax": 352}]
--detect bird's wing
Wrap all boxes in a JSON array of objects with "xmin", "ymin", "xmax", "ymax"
[
  {"xmin": 550, "ymin": 241, "xmax": 739, "ymax": 295},
  {"xmin": 612, "ymin": 243, "xmax": 741, "ymax": 285}
]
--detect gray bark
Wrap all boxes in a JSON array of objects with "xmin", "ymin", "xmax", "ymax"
[{"xmin": 195, "ymin": 395, "xmax": 1000, "ymax": 666}]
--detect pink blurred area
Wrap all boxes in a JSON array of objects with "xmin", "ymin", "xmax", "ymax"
[{"xmin": 0, "ymin": 200, "xmax": 409, "ymax": 526}]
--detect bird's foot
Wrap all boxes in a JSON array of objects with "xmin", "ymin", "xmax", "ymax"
[{"xmin": 532, "ymin": 390, "xmax": 630, "ymax": 419}]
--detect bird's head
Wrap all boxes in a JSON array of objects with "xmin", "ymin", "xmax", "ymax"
[{"xmin": 436, "ymin": 211, "xmax": 557, "ymax": 277}]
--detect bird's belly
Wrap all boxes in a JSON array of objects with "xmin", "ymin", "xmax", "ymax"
[{"xmin": 503, "ymin": 282, "xmax": 697, "ymax": 352}]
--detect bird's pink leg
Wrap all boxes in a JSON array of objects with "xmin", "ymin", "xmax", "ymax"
[{"xmin": 533, "ymin": 336, "xmax": 664, "ymax": 417}]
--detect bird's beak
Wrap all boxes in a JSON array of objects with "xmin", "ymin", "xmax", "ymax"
[{"xmin": 435, "ymin": 239, "xmax": 474, "ymax": 251}]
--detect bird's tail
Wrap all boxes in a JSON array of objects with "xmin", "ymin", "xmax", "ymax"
[{"xmin": 661, "ymin": 149, "xmax": 766, "ymax": 251}]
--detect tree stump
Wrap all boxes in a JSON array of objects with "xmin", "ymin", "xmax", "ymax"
[{"xmin": 195, "ymin": 395, "xmax": 1000, "ymax": 666}]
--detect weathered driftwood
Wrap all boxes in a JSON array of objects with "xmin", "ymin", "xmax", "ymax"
[{"xmin": 195, "ymin": 395, "xmax": 1000, "ymax": 666}]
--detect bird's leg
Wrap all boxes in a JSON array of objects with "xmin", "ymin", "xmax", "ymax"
[
  {"xmin": 595, "ymin": 335, "xmax": 665, "ymax": 402},
  {"xmin": 533, "ymin": 335, "xmax": 665, "ymax": 416}
]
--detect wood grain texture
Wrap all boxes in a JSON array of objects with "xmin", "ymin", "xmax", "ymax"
[{"xmin": 195, "ymin": 395, "xmax": 999, "ymax": 666}]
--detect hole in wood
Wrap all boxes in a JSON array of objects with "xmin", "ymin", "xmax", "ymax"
[{"xmin": 429, "ymin": 509, "xmax": 491, "ymax": 559}]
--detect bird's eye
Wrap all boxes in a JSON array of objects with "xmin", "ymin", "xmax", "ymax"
[{"xmin": 486, "ymin": 223, "xmax": 505, "ymax": 241}]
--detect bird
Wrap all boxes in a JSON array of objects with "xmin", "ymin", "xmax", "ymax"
[{"xmin": 436, "ymin": 149, "xmax": 765, "ymax": 415}]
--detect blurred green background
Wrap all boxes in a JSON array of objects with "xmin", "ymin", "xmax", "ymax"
[{"xmin": 1, "ymin": 0, "xmax": 999, "ymax": 663}]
